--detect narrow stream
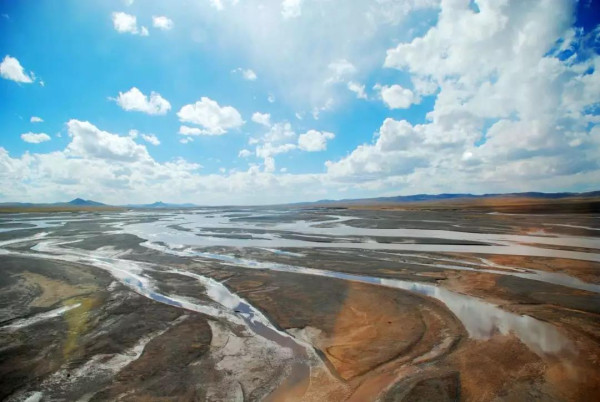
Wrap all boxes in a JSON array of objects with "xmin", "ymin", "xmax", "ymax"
[
  {"xmin": 0, "ymin": 236, "xmax": 315, "ymax": 396},
  {"xmin": 141, "ymin": 240, "xmax": 573, "ymax": 357}
]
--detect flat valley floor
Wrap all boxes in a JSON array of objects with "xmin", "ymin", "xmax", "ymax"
[{"xmin": 0, "ymin": 206, "xmax": 599, "ymax": 401}]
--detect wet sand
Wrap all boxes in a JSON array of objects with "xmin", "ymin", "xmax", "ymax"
[{"xmin": 0, "ymin": 207, "xmax": 598, "ymax": 400}]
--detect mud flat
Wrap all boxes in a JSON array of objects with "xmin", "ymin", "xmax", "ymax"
[{"xmin": 0, "ymin": 207, "xmax": 599, "ymax": 400}]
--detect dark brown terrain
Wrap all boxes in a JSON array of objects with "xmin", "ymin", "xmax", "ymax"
[{"xmin": 0, "ymin": 198, "xmax": 599, "ymax": 400}]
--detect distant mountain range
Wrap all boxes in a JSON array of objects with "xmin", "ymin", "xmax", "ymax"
[
  {"xmin": 301, "ymin": 190, "xmax": 600, "ymax": 206},
  {"xmin": 68, "ymin": 198, "xmax": 105, "ymax": 206},
  {"xmin": 123, "ymin": 201, "xmax": 198, "ymax": 209},
  {"xmin": 0, "ymin": 198, "xmax": 106, "ymax": 208},
  {"xmin": 0, "ymin": 191, "xmax": 599, "ymax": 210},
  {"xmin": 0, "ymin": 199, "xmax": 197, "ymax": 209}
]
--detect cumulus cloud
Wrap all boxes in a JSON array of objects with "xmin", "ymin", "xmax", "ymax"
[
  {"xmin": 262, "ymin": 122, "xmax": 296, "ymax": 144},
  {"xmin": 177, "ymin": 97, "xmax": 244, "ymax": 135},
  {"xmin": 66, "ymin": 119, "xmax": 151, "ymax": 162},
  {"xmin": 21, "ymin": 132, "xmax": 51, "ymax": 144},
  {"xmin": 282, "ymin": 0, "xmax": 302, "ymax": 19},
  {"xmin": 141, "ymin": 134, "xmax": 160, "ymax": 146},
  {"xmin": 326, "ymin": 118, "xmax": 428, "ymax": 180},
  {"xmin": 256, "ymin": 143, "xmax": 297, "ymax": 159},
  {"xmin": 232, "ymin": 67, "xmax": 257, "ymax": 81},
  {"xmin": 152, "ymin": 15, "xmax": 173, "ymax": 30},
  {"xmin": 184, "ymin": 1, "xmax": 439, "ymax": 112},
  {"xmin": 298, "ymin": 130, "xmax": 335, "ymax": 152},
  {"xmin": 238, "ymin": 149, "xmax": 252, "ymax": 158},
  {"xmin": 178, "ymin": 125, "xmax": 204, "ymax": 136},
  {"xmin": 347, "ymin": 81, "xmax": 367, "ymax": 99},
  {"xmin": 113, "ymin": 87, "xmax": 171, "ymax": 115},
  {"xmin": 30, "ymin": 116, "xmax": 43, "ymax": 123},
  {"xmin": 3, "ymin": 1, "xmax": 599, "ymax": 204},
  {"xmin": 325, "ymin": 0, "xmax": 600, "ymax": 193},
  {"xmin": 245, "ymin": 121, "xmax": 297, "ymax": 171},
  {"xmin": 112, "ymin": 12, "xmax": 148, "ymax": 36},
  {"xmin": 376, "ymin": 84, "xmax": 418, "ymax": 109},
  {"xmin": 251, "ymin": 112, "xmax": 271, "ymax": 127},
  {"xmin": 0, "ymin": 55, "xmax": 34, "ymax": 83},
  {"xmin": 327, "ymin": 59, "xmax": 357, "ymax": 83},
  {"xmin": 209, "ymin": 0, "xmax": 239, "ymax": 10},
  {"xmin": 0, "ymin": 120, "xmax": 335, "ymax": 205}
]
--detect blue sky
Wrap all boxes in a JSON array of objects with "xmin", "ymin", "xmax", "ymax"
[{"xmin": 1, "ymin": 0, "xmax": 599, "ymax": 205}]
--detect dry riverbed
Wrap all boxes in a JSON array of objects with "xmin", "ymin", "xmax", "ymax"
[{"xmin": 0, "ymin": 207, "xmax": 598, "ymax": 400}]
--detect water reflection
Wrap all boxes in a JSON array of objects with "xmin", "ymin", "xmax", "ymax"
[
  {"xmin": 142, "ymin": 241, "xmax": 573, "ymax": 356},
  {"xmin": 121, "ymin": 212, "xmax": 600, "ymax": 263}
]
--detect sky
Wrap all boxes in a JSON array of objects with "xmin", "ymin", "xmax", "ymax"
[{"xmin": 0, "ymin": 0, "xmax": 599, "ymax": 205}]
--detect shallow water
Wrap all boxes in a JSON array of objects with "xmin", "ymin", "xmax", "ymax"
[
  {"xmin": 0, "ymin": 208, "xmax": 596, "ymax": 371},
  {"xmin": 118, "ymin": 211, "xmax": 600, "ymax": 263},
  {"xmin": 2, "ymin": 236, "xmax": 314, "ymax": 396},
  {"xmin": 140, "ymin": 240, "xmax": 573, "ymax": 357}
]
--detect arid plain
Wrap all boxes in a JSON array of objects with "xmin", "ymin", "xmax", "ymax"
[{"xmin": 0, "ymin": 201, "xmax": 599, "ymax": 401}]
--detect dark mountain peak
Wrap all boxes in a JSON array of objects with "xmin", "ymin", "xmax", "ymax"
[{"xmin": 67, "ymin": 198, "xmax": 104, "ymax": 206}]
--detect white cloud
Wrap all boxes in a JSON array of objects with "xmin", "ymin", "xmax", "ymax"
[
  {"xmin": 238, "ymin": 149, "xmax": 252, "ymax": 158},
  {"xmin": 327, "ymin": 59, "xmax": 357, "ymax": 83},
  {"xmin": 178, "ymin": 125, "xmax": 204, "ymax": 136},
  {"xmin": 66, "ymin": 120, "xmax": 151, "ymax": 162},
  {"xmin": 210, "ymin": 0, "xmax": 224, "ymax": 10},
  {"xmin": 185, "ymin": 1, "xmax": 439, "ymax": 112},
  {"xmin": 251, "ymin": 112, "xmax": 271, "ymax": 127},
  {"xmin": 112, "ymin": 11, "xmax": 137, "ymax": 33},
  {"xmin": 347, "ymin": 81, "xmax": 367, "ymax": 99},
  {"xmin": 113, "ymin": 87, "xmax": 171, "ymax": 115},
  {"xmin": 243, "ymin": 69, "xmax": 257, "ymax": 81},
  {"xmin": 256, "ymin": 143, "xmax": 297, "ymax": 159},
  {"xmin": 21, "ymin": 132, "xmax": 50, "ymax": 144},
  {"xmin": 0, "ymin": 55, "xmax": 34, "ymax": 83},
  {"xmin": 246, "ymin": 121, "xmax": 297, "ymax": 172},
  {"xmin": 282, "ymin": 0, "xmax": 302, "ymax": 19},
  {"xmin": 180, "ymin": 137, "xmax": 194, "ymax": 144},
  {"xmin": 152, "ymin": 15, "xmax": 173, "ymax": 31},
  {"xmin": 263, "ymin": 122, "xmax": 295, "ymax": 144},
  {"xmin": 264, "ymin": 156, "xmax": 276, "ymax": 172},
  {"xmin": 325, "ymin": 118, "xmax": 428, "ymax": 180},
  {"xmin": 298, "ymin": 130, "xmax": 335, "ymax": 152},
  {"xmin": 112, "ymin": 12, "xmax": 148, "ymax": 36},
  {"xmin": 141, "ymin": 134, "xmax": 160, "ymax": 146},
  {"xmin": 376, "ymin": 84, "xmax": 418, "ymax": 109},
  {"xmin": 128, "ymin": 129, "xmax": 159, "ymax": 145},
  {"xmin": 1, "ymin": 120, "xmax": 344, "ymax": 205},
  {"xmin": 311, "ymin": 98, "xmax": 334, "ymax": 120},
  {"xmin": 30, "ymin": 116, "xmax": 43, "ymax": 123},
  {"xmin": 232, "ymin": 67, "xmax": 257, "ymax": 81},
  {"xmin": 2, "ymin": 1, "xmax": 599, "ymax": 205},
  {"xmin": 209, "ymin": 0, "xmax": 239, "ymax": 11},
  {"xmin": 177, "ymin": 97, "xmax": 244, "ymax": 135},
  {"xmin": 324, "ymin": 0, "xmax": 600, "ymax": 194}
]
